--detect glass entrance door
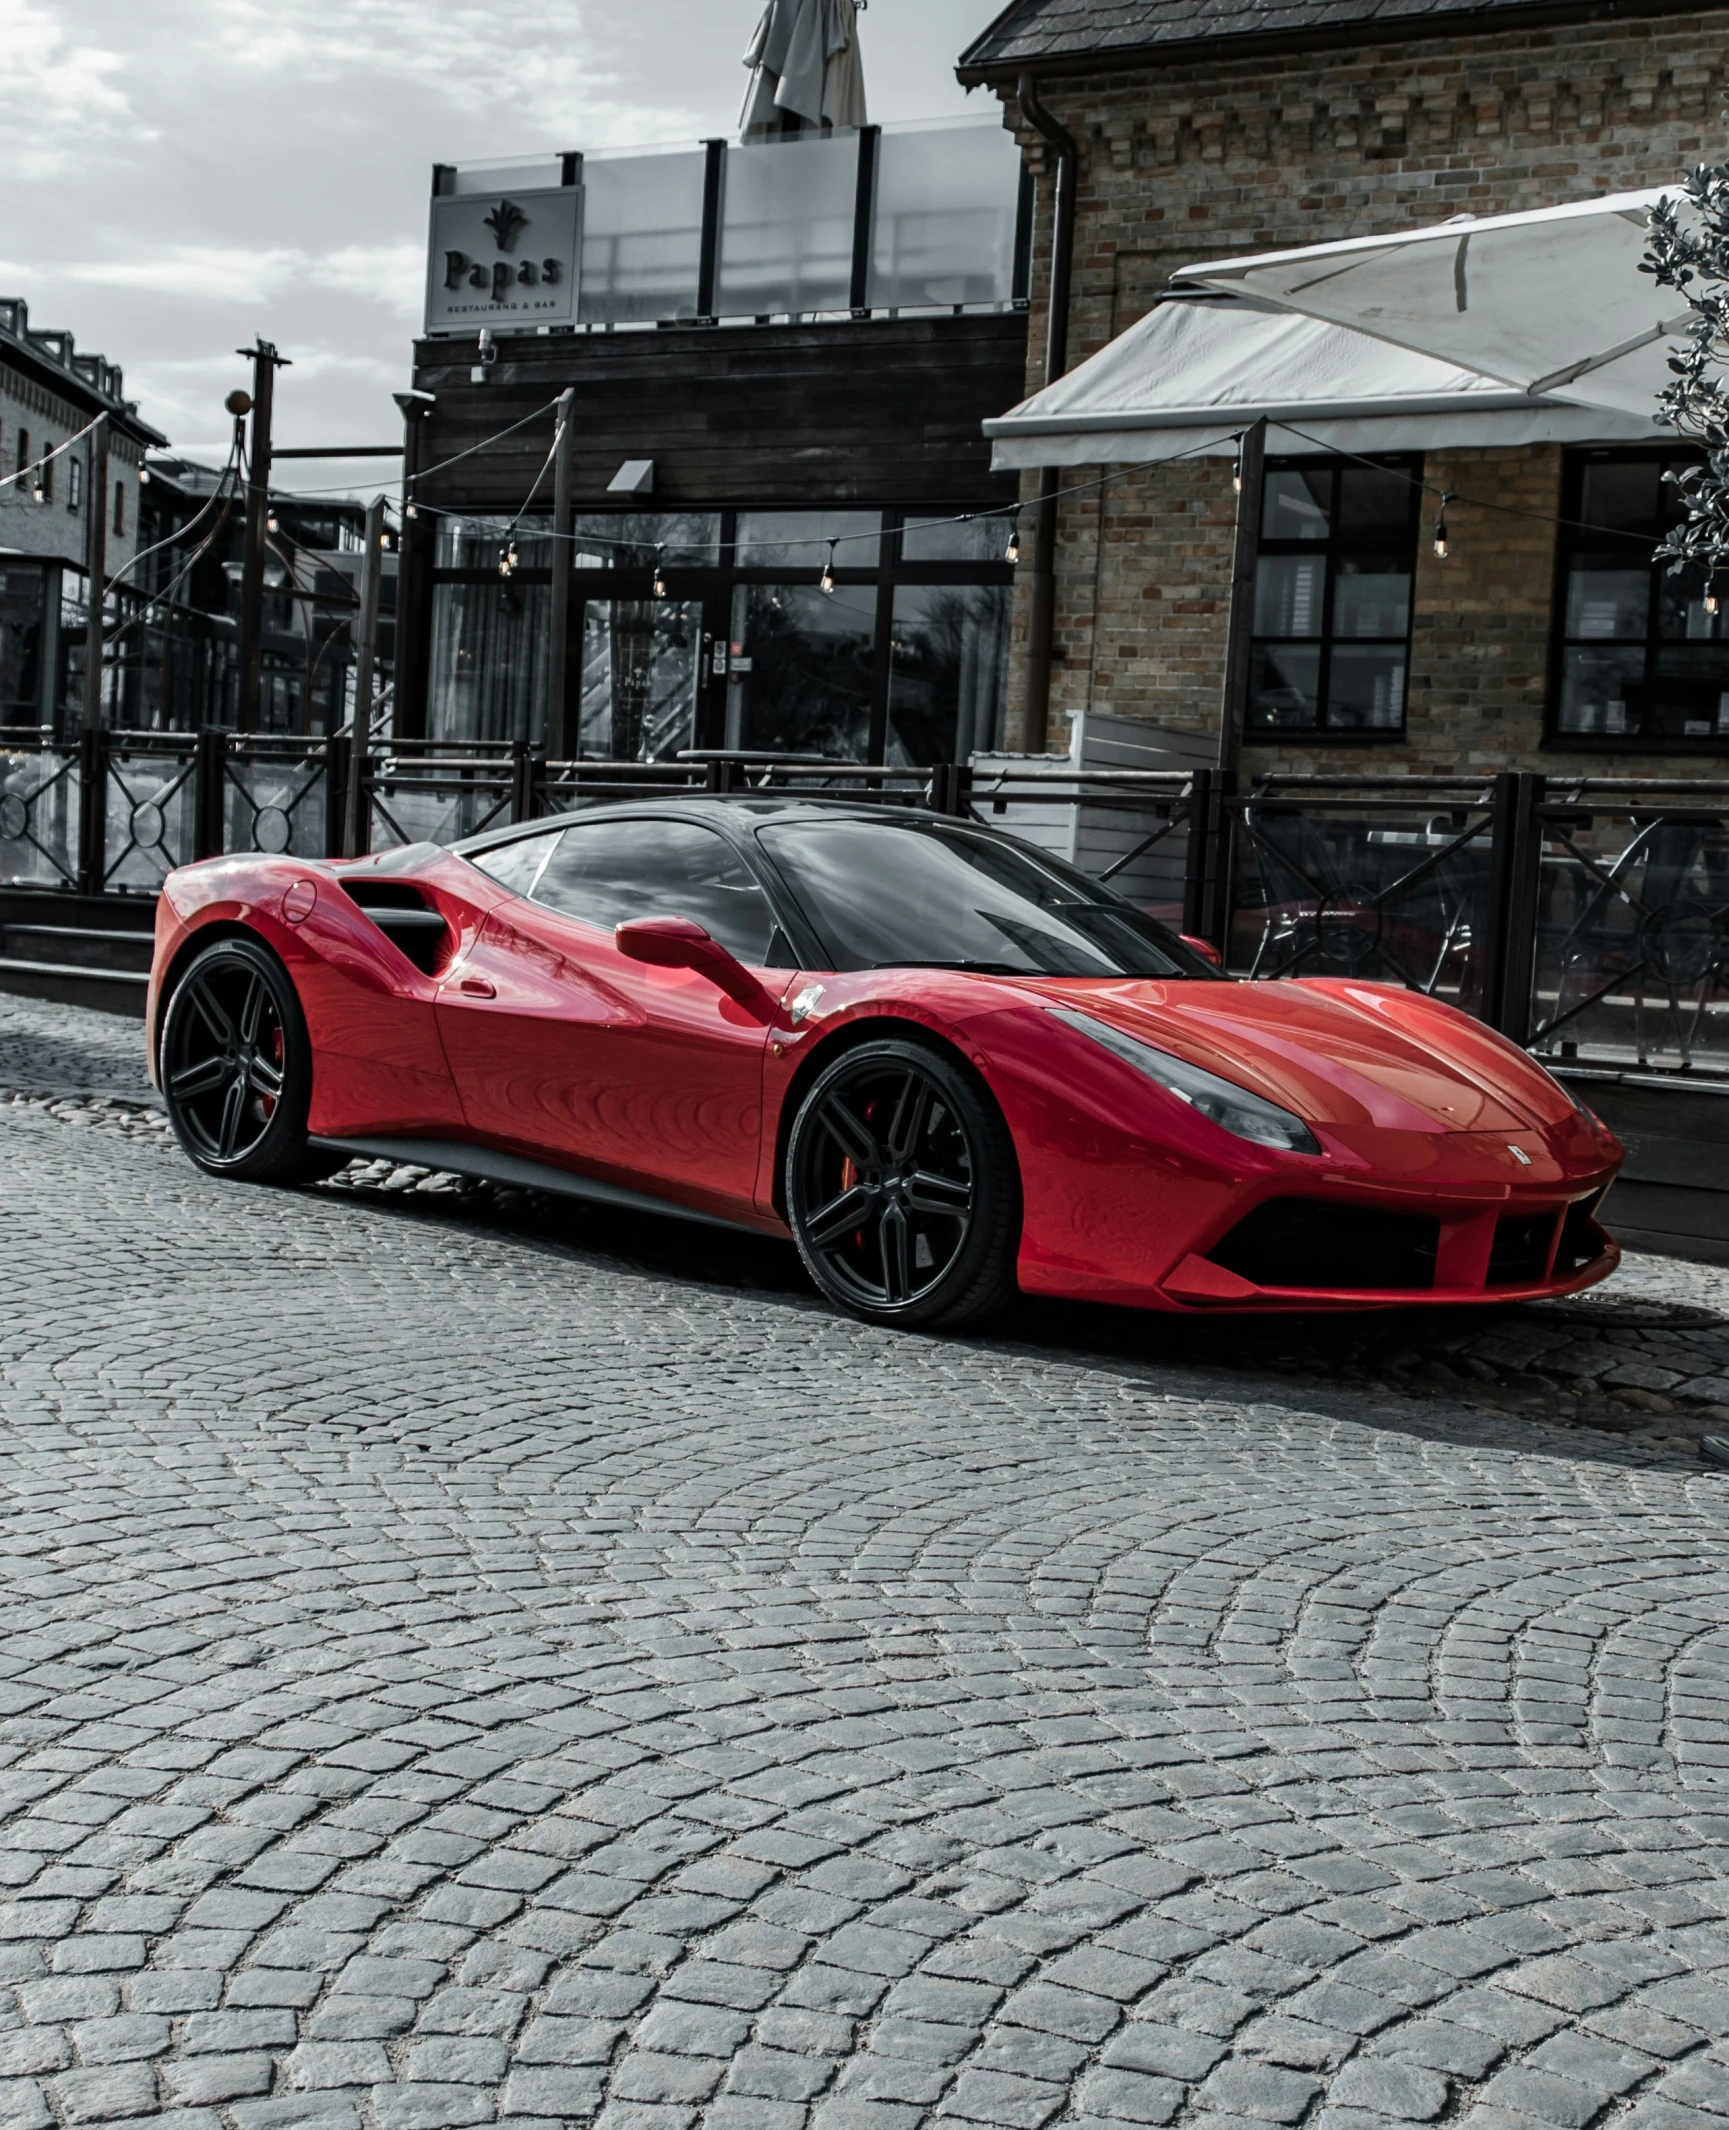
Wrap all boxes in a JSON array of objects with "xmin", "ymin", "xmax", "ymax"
[{"xmin": 577, "ymin": 598, "xmax": 706, "ymax": 761}]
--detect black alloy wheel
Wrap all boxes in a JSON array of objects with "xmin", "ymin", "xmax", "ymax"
[
  {"xmin": 785, "ymin": 1037, "xmax": 1020, "ymax": 1329},
  {"xmin": 160, "ymin": 937, "xmax": 337, "ymax": 1185}
]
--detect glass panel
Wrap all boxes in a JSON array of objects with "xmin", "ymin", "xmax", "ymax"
[
  {"xmin": 0, "ymin": 567, "xmax": 46, "ymax": 720},
  {"xmin": 887, "ymin": 585, "xmax": 1010, "ymax": 766},
  {"xmin": 448, "ymin": 160, "xmax": 566, "ymax": 197},
  {"xmin": 1556, "ymin": 645, "xmax": 1643, "ymax": 735},
  {"xmin": 1254, "ymin": 555, "xmax": 1326, "ymax": 637},
  {"xmin": 1579, "ymin": 457, "xmax": 1665, "ymax": 536},
  {"xmin": 716, "ymin": 135, "xmax": 858, "ymax": 318},
  {"xmin": 1337, "ymin": 467, "xmax": 1412, "ymax": 537},
  {"xmin": 470, "ymin": 831, "xmax": 560, "ymax": 896},
  {"xmin": 728, "ymin": 583, "xmax": 874, "ymax": 758},
  {"xmin": 577, "ymin": 599, "xmax": 701, "ymax": 761},
  {"xmin": 1262, "ymin": 469, "xmax": 1331, "ymax": 541},
  {"xmin": 867, "ymin": 122, "xmax": 1022, "ymax": 310},
  {"xmin": 426, "ymin": 580, "xmax": 549, "ymax": 744},
  {"xmin": 736, "ymin": 511, "xmax": 880, "ymax": 569},
  {"xmin": 533, "ymin": 817, "xmax": 775, "ymax": 963},
  {"xmin": 899, "ymin": 515, "xmax": 1011, "ymax": 564},
  {"xmin": 1248, "ymin": 643, "xmax": 1319, "ymax": 729},
  {"xmin": 1565, "ymin": 566, "xmax": 1650, "ymax": 640},
  {"xmin": 760, "ymin": 819, "xmax": 1204, "ymax": 978},
  {"xmin": 567, "ymin": 513, "xmax": 721, "ymax": 568},
  {"xmin": 1333, "ymin": 563, "xmax": 1410, "ymax": 640},
  {"xmin": 1656, "ymin": 568, "xmax": 1727, "ymax": 642},
  {"xmin": 1647, "ymin": 646, "xmax": 1729, "ymax": 737},
  {"xmin": 1327, "ymin": 646, "xmax": 1406, "ymax": 729},
  {"xmin": 436, "ymin": 514, "xmax": 554, "ymax": 570},
  {"xmin": 578, "ymin": 147, "xmax": 708, "ymax": 326},
  {"xmin": 0, "ymin": 740, "xmax": 78, "ymax": 887}
]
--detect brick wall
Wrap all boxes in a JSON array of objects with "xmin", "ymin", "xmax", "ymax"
[{"xmin": 992, "ymin": 10, "xmax": 1728, "ymax": 776}]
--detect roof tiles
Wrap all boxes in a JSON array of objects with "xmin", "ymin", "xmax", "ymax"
[{"xmin": 961, "ymin": 0, "xmax": 1588, "ymax": 71}]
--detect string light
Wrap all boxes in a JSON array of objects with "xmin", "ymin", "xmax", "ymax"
[
  {"xmin": 404, "ymin": 501, "xmax": 418, "ymax": 520},
  {"xmin": 266, "ymin": 509, "xmax": 279, "ymax": 534},
  {"xmin": 498, "ymin": 537, "xmax": 518, "ymax": 579},
  {"xmin": 30, "ymin": 480, "xmax": 43, "ymax": 505},
  {"xmin": 652, "ymin": 548, "xmax": 668, "ymax": 599},
  {"xmin": 1005, "ymin": 523, "xmax": 1021, "ymax": 565},
  {"xmin": 1432, "ymin": 493, "xmax": 1453, "ymax": 561},
  {"xmin": 1707, "ymin": 581, "xmax": 1721, "ymax": 617},
  {"xmin": 819, "ymin": 540, "xmax": 838, "ymax": 595}
]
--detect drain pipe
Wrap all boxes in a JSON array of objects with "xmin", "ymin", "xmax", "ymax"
[{"xmin": 1016, "ymin": 73, "xmax": 1077, "ymax": 754}]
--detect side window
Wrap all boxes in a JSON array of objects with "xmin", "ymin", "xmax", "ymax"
[
  {"xmin": 468, "ymin": 832, "xmax": 559, "ymax": 897},
  {"xmin": 533, "ymin": 818, "xmax": 776, "ymax": 965}
]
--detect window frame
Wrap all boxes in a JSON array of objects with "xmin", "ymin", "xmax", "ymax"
[
  {"xmin": 1248, "ymin": 452, "xmax": 1422, "ymax": 744},
  {"xmin": 1545, "ymin": 443, "xmax": 1729, "ymax": 754}
]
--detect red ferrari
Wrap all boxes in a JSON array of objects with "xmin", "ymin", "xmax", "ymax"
[{"xmin": 146, "ymin": 800, "xmax": 1623, "ymax": 1329}]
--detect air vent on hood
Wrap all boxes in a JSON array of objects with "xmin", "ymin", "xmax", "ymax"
[{"xmin": 340, "ymin": 880, "xmax": 449, "ymax": 976}]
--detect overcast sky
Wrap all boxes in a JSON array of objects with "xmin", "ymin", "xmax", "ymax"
[{"xmin": 4, "ymin": 0, "xmax": 1006, "ymax": 492}]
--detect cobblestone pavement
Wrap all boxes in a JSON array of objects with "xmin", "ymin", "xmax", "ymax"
[{"xmin": 2, "ymin": 994, "xmax": 1729, "ymax": 2130}]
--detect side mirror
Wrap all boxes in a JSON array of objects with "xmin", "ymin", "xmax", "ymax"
[
  {"xmin": 615, "ymin": 915, "xmax": 773, "ymax": 1017},
  {"xmin": 1181, "ymin": 933, "xmax": 1224, "ymax": 969}
]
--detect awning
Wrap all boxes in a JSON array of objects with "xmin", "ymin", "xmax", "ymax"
[
  {"xmin": 986, "ymin": 292, "xmax": 1656, "ymax": 469},
  {"xmin": 1175, "ymin": 188, "xmax": 1689, "ymax": 419}
]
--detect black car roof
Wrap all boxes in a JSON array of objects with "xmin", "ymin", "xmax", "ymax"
[{"xmin": 453, "ymin": 797, "xmax": 981, "ymax": 858}]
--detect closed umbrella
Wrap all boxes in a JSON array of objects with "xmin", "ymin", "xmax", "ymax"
[
  {"xmin": 1176, "ymin": 188, "xmax": 1689, "ymax": 420},
  {"xmin": 741, "ymin": 0, "xmax": 867, "ymax": 138}
]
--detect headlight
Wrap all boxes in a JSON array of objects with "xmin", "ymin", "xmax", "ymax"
[{"xmin": 1050, "ymin": 1007, "xmax": 1321, "ymax": 1155}]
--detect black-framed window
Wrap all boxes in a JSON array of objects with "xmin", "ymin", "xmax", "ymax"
[
  {"xmin": 1249, "ymin": 456, "xmax": 1420, "ymax": 738},
  {"xmin": 425, "ymin": 504, "xmax": 1014, "ymax": 764},
  {"xmin": 1551, "ymin": 447, "xmax": 1729, "ymax": 747}
]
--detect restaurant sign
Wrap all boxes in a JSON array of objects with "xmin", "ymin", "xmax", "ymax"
[{"xmin": 424, "ymin": 188, "xmax": 582, "ymax": 335}]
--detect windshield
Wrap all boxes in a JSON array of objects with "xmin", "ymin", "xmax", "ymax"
[{"xmin": 757, "ymin": 818, "xmax": 1219, "ymax": 979}]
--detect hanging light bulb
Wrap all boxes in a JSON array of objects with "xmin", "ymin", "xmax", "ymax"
[
  {"xmin": 266, "ymin": 509, "xmax": 279, "ymax": 534},
  {"xmin": 498, "ymin": 538, "xmax": 518, "ymax": 580},
  {"xmin": 1431, "ymin": 495, "xmax": 1451, "ymax": 561},
  {"xmin": 379, "ymin": 528, "xmax": 391, "ymax": 550},
  {"xmin": 1005, "ymin": 522, "xmax": 1021, "ymax": 565},
  {"xmin": 652, "ymin": 548, "xmax": 669, "ymax": 599},
  {"xmin": 1707, "ymin": 582, "xmax": 1721, "ymax": 617},
  {"xmin": 404, "ymin": 500, "xmax": 418, "ymax": 520},
  {"xmin": 30, "ymin": 479, "xmax": 44, "ymax": 505},
  {"xmin": 1232, "ymin": 453, "xmax": 1243, "ymax": 496},
  {"xmin": 820, "ymin": 540, "xmax": 838, "ymax": 595}
]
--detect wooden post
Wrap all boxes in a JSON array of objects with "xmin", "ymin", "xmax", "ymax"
[
  {"xmin": 545, "ymin": 388, "xmax": 577, "ymax": 759},
  {"xmin": 236, "ymin": 339, "xmax": 287, "ymax": 732},
  {"xmin": 344, "ymin": 495, "xmax": 385, "ymax": 859}
]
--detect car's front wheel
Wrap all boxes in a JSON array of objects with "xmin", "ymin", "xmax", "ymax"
[
  {"xmin": 161, "ymin": 936, "xmax": 339, "ymax": 1185},
  {"xmin": 785, "ymin": 1036, "xmax": 1020, "ymax": 1330}
]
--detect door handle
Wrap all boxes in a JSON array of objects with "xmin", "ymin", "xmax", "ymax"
[{"xmin": 459, "ymin": 977, "xmax": 496, "ymax": 999}]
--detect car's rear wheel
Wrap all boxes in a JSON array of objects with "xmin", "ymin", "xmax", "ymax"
[
  {"xmin": 161, "ymin": 937, "xmax": 339, "ymax": 1186},
  {"xmin": 785, "ymin": 1037, "xmax": 1020, "ymax": 1330}
]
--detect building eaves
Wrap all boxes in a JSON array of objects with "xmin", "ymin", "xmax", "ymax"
[
  {"xmin": 0, "ymin": 298, "xmax": 169, "ymax": 450},
  {"xmin": 957, "ymin": 0, "xmax": 1722, "ymax": 80}
]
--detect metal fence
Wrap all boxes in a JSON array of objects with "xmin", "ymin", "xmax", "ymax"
[{"xmin": 7, "ymin": 728, "xmax": 1729, "ymax": 1080}]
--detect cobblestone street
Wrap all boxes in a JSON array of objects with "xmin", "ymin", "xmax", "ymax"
[{"xmin": 2, "ymin": 994, "xmax": 1728, "ymax": 2130}]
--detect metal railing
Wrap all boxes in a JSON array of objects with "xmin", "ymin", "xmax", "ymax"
[{"xmin": 11, "ymin": 728, "xmax": 1729, "ymax": 1082}]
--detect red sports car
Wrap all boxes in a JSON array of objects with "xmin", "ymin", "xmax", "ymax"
[{"xmin": 146, "ymin": 800, "xmax": 1623, "ymax": 1329}]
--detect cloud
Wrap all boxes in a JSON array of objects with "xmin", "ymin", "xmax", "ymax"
[
  {"xmin": 0, "ymin": 0, "xmax": 146, "ymax": 178},
  {"xmin": 62, "ymin": 243, "xmax": 424, "ymax": 318}
]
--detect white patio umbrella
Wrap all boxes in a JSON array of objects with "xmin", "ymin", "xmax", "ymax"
[
  {"xmin": 1174, "ymin": 188, "xmax": 1691, "ymax": 421},
  {"xmin": 740, "ymin": 0, "xmax": 867, "ymax": 137}
]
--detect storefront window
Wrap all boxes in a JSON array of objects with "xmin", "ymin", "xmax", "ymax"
[
  {"xmin": 578, "ymin": 599, "xmax": 702, "ymax": 760},
  {"xmin": 887, "ymin": 584, "xmax": 1009, "ymax": 765},
  {"xmin": 426, "ymin": 579, "xmax": 549, "ymax": 744},
  {"xmin": 1249, "ymin": 458, "xmax": 1419, "ymax": 736},
  {"xmin": 426, "ymin": 504, "xmax": 1013, "ymax": 760},
  {"xmin": 1552, "ymin": 449, "xmax": 1729, "ymax": 744},
  {"xmin": 727, "ymin": 582, "xmax": 875, "ymax": 758}
]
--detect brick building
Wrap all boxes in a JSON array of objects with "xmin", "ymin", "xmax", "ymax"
[{"xmin": 959, "ymin": 0, "xmax": 1729, "ymax": 774}]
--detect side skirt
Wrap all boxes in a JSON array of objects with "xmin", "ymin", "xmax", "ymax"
[{"xmin": 307, "ymin": 1135, "xmax": 765, "ymax": 1236}]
